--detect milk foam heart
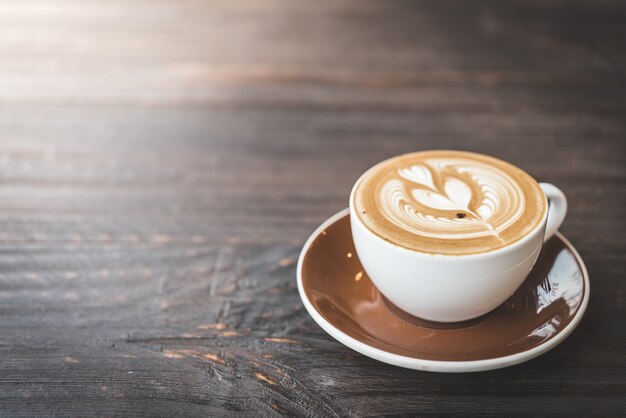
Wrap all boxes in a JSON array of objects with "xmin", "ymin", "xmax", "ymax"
[{"xmin": 353, "ymin": 151, "xmax": 546, "ymax": 255}]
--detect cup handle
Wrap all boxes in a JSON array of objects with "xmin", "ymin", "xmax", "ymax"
[{"xmin": 539, "ymin": 183, "xmax": 568, "ymax": 242}]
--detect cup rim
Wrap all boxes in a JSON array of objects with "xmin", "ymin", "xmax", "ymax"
[{"xmin": 349, "ymin": 150, "xmax": 550, "ymax": 259}]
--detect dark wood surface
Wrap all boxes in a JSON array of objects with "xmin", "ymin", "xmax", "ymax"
[{"xmin": 1, "ymin": 0, "xmax": 625, "ymax": 416}]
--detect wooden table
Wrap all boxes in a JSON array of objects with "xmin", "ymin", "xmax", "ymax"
[{"xmin": 1, "ymin": 0, "xmax": 624, "ymax": 415}]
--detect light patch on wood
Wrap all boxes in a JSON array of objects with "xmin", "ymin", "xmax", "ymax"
[
  {"xmin": 164, "ymin": 349, "xmax": 224, "ymax": 364},
  {"xmin": 100, "ymin": 269, "xmax": 110, "ymax": 277},
  {"xmin": 177, "ymin": 349, "xmax": 200, "ymax": 356},
  {"xmin": 197, "ymin": 323, "xmax": 228, "ymax": 330},
  {"xmin": 64, "ymin": 356, "xmax": 79, "ymax": 364},
  {"xmin": 264, "ymin": 337, "xmax": 298, "ymax": 344},
  {"xmin": 65, "ymin": 272, "xmax": 78, "ymax": 279},
  {"xmin": 226, "ymin": 236, "xmax": 241, "ymax": 244},
  {"xmin": 255, "ymin": 372, "xmax": 277, "ymax": 385},
  {"xmin": 278, "ymin": 258, "xmax": 293, "ymax": 267},
  {"xmin": 65, "ymin": 292, "xmax": 80, "ymax": 301},
  {"xmin": 152, "ymin": 235, "xmax": 172, "ymax": 243},
  {"xmin": 163, "ymin": 350, "xmax": 183, "ymax": 359},
  {"xmin": 221, "ymin": 330, "xmax": 240, "ymax": 337},
  {"xmin": 203, "ymin": 353, "xmax": 225, "ymax": 364},
  {"xmin": 66, "ymin": 233, "xmax": 82, "ymax": 242},
  {"xmin": 262, "ymin": 354, "xmax": 273, "ymax": 359},
  {"xmin": 125, "ymin": 234, "xmax": 140, "ymax": 242},
  {"xmin": 220, "ymin": 283, "xmax": 236, "ymax": 293}
]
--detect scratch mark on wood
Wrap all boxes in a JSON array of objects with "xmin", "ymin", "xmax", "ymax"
[
  {"xmin": 128, "ymin": 335, "xmax": 221, "ymax": 343},
  {"xmin": 197, "ymin": 323, "xmax": 228, "ymax": 330},
  {"xmin": 270, "ymin": 399, "xmax": 289, "ymax": 414},
  {"xmin": 180, "ymin": 333, "xmax": 202, "ymax": 338},
  {"xmin": 210, "ymin": 249, "xmax": 225, "ymax": 296},
  {"xmin": 264, "ymin": 337, "xmax": 299, "ymax": 344},
  {"xmin": 255, "ymin": 372, "xmax": 277, "ymax": 385},
  {"xmin": 217, "ymin": 301, "xmax": 232, "ymax": 324}
]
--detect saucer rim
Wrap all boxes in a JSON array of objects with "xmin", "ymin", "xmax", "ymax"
[{"xmin": 297, "ymin": 208, "xmax": 590, "ymax": 373}]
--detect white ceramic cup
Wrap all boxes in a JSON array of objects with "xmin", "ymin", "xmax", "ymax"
[{"xmin": 349, "ymin": 176, "xmax": 567, "ymax": 323}]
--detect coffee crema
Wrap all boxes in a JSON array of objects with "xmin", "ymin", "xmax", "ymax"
[{"xmin": 352, "ymin": 150, "xmax": 546, "ymax": 255}]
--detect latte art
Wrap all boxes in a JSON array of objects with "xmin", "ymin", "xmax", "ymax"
[
  {"xmin": 353, "ymin": 151, "xmax": 546, "ymax": 255},
  {"xmin": 381, "ymin": 159, "xmax": 525, "ymax": 240}
]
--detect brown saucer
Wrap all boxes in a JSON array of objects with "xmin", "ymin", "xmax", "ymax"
[{"xmin": 297, "ymin": 209, "xmax": 589, "ymax": 372}]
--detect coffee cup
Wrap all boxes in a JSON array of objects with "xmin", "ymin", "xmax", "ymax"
[{"xmin": 349, "ymin": 150, "xmax": 567, "ymax": 322}]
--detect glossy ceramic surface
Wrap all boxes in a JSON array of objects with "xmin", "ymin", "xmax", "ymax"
[{"xmin": 297, "ymin": 209, "xmax": 589, "ymax": 372}]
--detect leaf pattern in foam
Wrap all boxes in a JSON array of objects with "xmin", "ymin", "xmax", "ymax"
[
  {"xmin": 476, "ymin": 187, "xmax": 498, "ymax": 220},
  {"xmin": 444, "ymin": 177, "xmax": 472, "ymax": 210},
  {"xmin": 411, "ymin": 188, "xmax": 460, "ymax": 211},
  {"xmin": 399, "ymin": 165, "xmax": 435, "ymax": 190},
  {"xmin": 411, "ymin": 177, "xmax": 472, "ymax": 212},
  {"xmin": 396, "ymin": 163, "xmax": 504, "ymax": 240},
  {"xmin": 407, "ymin": 171, "xmax": 503, "ymax": 240}
]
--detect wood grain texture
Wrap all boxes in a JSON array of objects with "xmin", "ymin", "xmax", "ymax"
[{"xmin": 0, "ymin": 0, "xmax": 625, "ymax": 416}]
